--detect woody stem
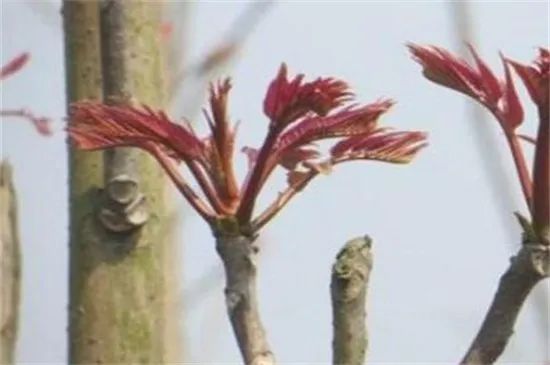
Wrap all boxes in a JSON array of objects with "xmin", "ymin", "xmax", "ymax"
[
  {"xmin": 215, "ymin": 232, "xmax": 276, "ymax": 365},
  {"xmin": 460, "ymin": 242, "xmax": 549, "ymax": 365}
]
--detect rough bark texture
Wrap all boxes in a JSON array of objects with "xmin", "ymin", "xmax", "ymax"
[
  {"xmin": 0, "ymin": 161, "xmax": 21, "ymax": 365},
  {"xmin": 64, "ymin": 1, "xmax": 175, "ymax": 363},
  {"xmin": 331, "ymin": 236, "xmax": 372, "ymax": 365},
  {"xmin": 215, "ymin": 232, "xmax": 275, "ymax": 365},
  {"xmin": 460, "ymin": 242, "xmax": 550, "ymax": 365}
]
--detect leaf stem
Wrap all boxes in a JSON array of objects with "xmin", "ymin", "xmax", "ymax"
[{"xmin": 506, "ymin": 134, "xmax": 533, "ymax": 213}]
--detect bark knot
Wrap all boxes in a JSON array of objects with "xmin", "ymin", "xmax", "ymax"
[{"xmin": 98, "ymin": 174, "xmax": 149, "ymax": 232}]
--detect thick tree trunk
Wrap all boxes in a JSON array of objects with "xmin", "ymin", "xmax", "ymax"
[
  {"xmin": 64, "ymin": 1, "xmax": 176, "ymax": 363},
  {"xmin": 0, "ymin": 161, "xmax": 21, "ymax": 365}
]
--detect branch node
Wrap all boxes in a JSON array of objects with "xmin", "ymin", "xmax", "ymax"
[
  {"xmin": 98, "ymin": 181, "xmax": 149, "ymax": 233},
  {"xmin": 105, "ymin": 174, "xmax": 138, "ymax": 204}
]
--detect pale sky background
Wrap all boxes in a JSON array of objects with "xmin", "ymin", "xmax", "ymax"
[{"xmin": 1, "ymin": 0, "xmax": 549, "ymax": 364}]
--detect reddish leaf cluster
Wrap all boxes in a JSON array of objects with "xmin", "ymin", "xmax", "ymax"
[
  {"xmin": 408, "ymin": 44, "xmax": 523, "ymax": 132},
  {"xmin": 1, "ymin": 52, "xmax": 52, "ymax": 136},
  {"xmin": 508, "ymin": 48, "xmax": 549, "ymax": 115},
  {"xmin": 69, "ymin": 64, "xmax": 427, "ymax": 232},
  {"xmin": 263, "ymin": 64, "xmax": 352, "ymax": 125},
  {"xmin": 409, "ymin": 44, "xmax": 549, "ymax": 241}
]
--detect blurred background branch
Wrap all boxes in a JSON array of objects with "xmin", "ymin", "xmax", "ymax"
[{"xmin": 0, "ymin": 161, "xmax": 21, "ymax": 365}]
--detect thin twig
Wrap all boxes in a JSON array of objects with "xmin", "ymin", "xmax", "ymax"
[
  {"xmin": 518, "ymin": 134, "xmax": 536, "ymax": 145},
  {"xmin": 331, "ymin": 236, "xmax": 373, "ymax": 365},
  {"xmin": 168, "ymin": 1, "xmax": 274, "ymax": 102},
  {"xmin": 0, "ymin": 109, "xmax": 52, "ymax": 136}
]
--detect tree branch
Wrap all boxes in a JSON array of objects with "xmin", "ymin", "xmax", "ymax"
[
  {"xmin": 0, "ymin": 161, "xmax": 21, "ymax": 365},
  {"xmin": 331, "ymin": 236, "xmax": 373, "ymax": 365},
  {"xmin": 167, "ymin": 1, "xmax": 274, "ymax": 102},
  {"xmin": 98, "ymin": 0, "xmax": 150, "ymax": 233},
  {"xmin": 215, "ymin": 232, "xmax": 275, "ymax": 365},
  {"xmin": 460, "ymin": 241, "xmax": 550, "ymax": 365}
]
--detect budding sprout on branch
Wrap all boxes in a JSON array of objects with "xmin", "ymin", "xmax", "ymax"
[
  {"xmin": 408, "ymin": 45, "xmax": 549, "ymax": 242},
  {"xmin": 69, "ymin": 63, "xmax": 427, "ymax": 234}
]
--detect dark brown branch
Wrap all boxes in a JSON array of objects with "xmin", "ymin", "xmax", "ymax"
[
  {"xmin": 460, "ymin": 241, "xmax": 550, "ymax": 365},
  {"xmin": 215, "ymin": 232, "xmax": 275, "ymax": 365},
  {"xmin": 331, "ymin": 236, "xmax": 373, "ymax": 365},
  {"xmin": 0, "ymin": 161, "xmax": 21, "ymax": 365}
]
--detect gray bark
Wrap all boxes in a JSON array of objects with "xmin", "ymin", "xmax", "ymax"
[
  {"xmin": 0, "ymin": 161, "xmax": 21, "ymax": 365},
  {"xmin": 331, "ymin": 236, "xmax": 373, "ymax": 365},
  {"xmin": 64, "ymin": 1, "xmax": 177, "ymax": 362},
  {"xmin": 215, "ymin": 232, "xmax": 276, "ymax": 365},
  {"xmin": 460, "ymin": 241, "xmax": 550, "ymax": 364}
]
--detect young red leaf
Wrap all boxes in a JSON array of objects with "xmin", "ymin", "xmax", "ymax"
[
  {"xmin": 202, "ymin": 79, "xmax": 239, "ymax": 209},
  {"xmin": 1, "ymin": 53, "xmax": 29, "ymax": 79},
  {"xmin": 408, "ymin": 43, "xmax": 524, "ymax": 132},
  {"xmin": 69, "ymin": 102, "xmax": 205, "ymax": 161},
  {"xmin": 1, "ymin": 53, "xmax": 53, "ymax": 136},
  {"xmin": 274, "ymin": 99, "xmax": 394, "ymax": 155},
  {"xmin": 467, "ymin": 44, "xmax": 502, "ymax": 105},
  {"xmin": 507, "ymin": 47, "xmax": 549, "ymax": 114},
  {"xmin": 331, "ymin": 130, "xmax": 428, "ymax": 164},
  {"xmin": 497, "ymin": 55, "xmax": 523, "ymax": 131},
  {"xmin": 263, "ymin": 63, "xmax": 353, "ymax": 126},
  {"xmin": 279, "ymin": 145, "xmax": 320, "ymax": 170}
]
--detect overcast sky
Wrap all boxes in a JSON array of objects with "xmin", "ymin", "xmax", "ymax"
[{"xmin": 1, "ymin": 1, "xmax": 548, "ymax": 363}]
